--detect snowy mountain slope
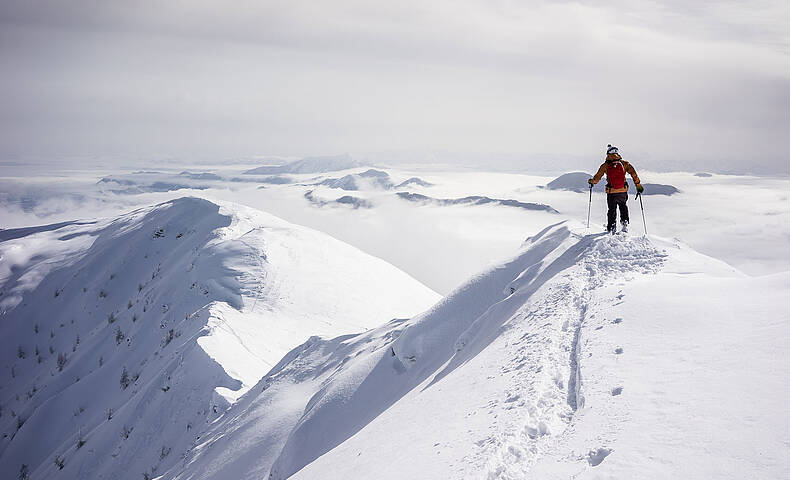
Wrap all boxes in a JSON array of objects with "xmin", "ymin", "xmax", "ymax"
[
  {"xmin": 0, "ymin": 198, "xmax": 439, "ymax": 480},
  {"xmin": 396, "ymin": 192, "xmax": 558, "ymax": 212},
  {"xmin": 527, "ymin": 250, "xmax": 790, "ymax": 479},
  {"xmin": 243, "ymin": 154, "xmax": 361, "ymax": 175},
  {"xmin": 164, "ymin": 224, "xmax": 789, "ymax": 479},
  {"xmin": 318, "ymin": 169, "xmax": 394, "ymax": 191}
]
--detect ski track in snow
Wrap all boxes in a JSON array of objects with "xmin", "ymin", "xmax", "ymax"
[{"xmin": 477, "ymin": 233, "xmax": 666, "ymax": 479}]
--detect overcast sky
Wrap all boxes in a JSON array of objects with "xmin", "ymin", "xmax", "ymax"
[{"xmin": 1, "ymin": 0, "xmax": 789, "ymax": 172}]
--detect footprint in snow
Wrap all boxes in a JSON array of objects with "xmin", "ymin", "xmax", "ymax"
[
  {"xmin": 587, "ymin": 447, "xmax": 613, "ymax": 466},
  {"xmin": 526, "ymin": 421, "xmax": 550, "ymax": 439},
  {"xmin": 504, "ymin": 394, "xmax": 520, "ymax": 403}
]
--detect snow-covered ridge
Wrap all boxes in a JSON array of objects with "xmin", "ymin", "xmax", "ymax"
[
  {"xmin": 243, "ymin": 154, "xmax": 362, "ymax": 175},
  {"xmin": 3, "ymin": 197, "xmax": 787, "ymax": 480},
  {"xmin": 396, "ymin": 191, "xmax": 558, "ymax": 212},
  {"xmin": 163, "ymin": 223, "xmax": 660, "ymax": 478},
  {"xmin": 166, "ymin": 224, "xmax": 789, "ymax": 480},
  {"xmin": 0, "ymin": 197, "xmax": 439, "ymax": 480}
]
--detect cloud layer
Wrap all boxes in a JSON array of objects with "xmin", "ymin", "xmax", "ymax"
[{"xmin": 1, "ymin": 0, "xmax": 788, "ymax": 172}]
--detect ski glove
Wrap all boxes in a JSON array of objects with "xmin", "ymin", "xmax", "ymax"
[
  {"xmin": 636, "ymin": 184, "xmax": 644, "ymax": 193},
  {"xmin": 588, "ymin": 178, "xmax": 595, "ymax": 185}
]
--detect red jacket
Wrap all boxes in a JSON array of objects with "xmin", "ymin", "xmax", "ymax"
[{"xmin": 590, "ymin": 153, "xmax": 641, "ymax": 194}]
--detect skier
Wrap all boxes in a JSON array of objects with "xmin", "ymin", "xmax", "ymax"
[{"xmin": 588, "ymin": 145, "xmax": 644, "ymax": 234}]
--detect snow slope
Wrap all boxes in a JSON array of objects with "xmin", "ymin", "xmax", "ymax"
[
  {"xmin": 528, "ymin": 249, "xmax": 790, "ymax": 478},
  {"xmin": 0, "ymin": 197, "xmax": 439, "ymax": 480},
  {"xmin": 165, "ymin": 224, "xmax": 789, "ymax": 479}
]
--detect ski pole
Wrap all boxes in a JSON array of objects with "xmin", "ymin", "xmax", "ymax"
[
  {"xmin": 587, "ymin": 183, "xmax": 593, "ymax": 229},
  {"xmin": 636, "ymin": 192, "xmax": 647, "ymax": 236}
]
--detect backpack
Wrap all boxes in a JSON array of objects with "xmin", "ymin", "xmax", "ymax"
[{"xmin": 606, "ymin": 160, "xmax": 627, "ymax": 189}]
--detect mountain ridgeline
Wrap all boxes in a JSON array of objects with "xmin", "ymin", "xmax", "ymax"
[
  {"xmin": 0, "ymin": 198, "xmax": 439, "ymax": 480},
  {"xmin": 1, "ymin": 198, "xmax": 787, "ymax": 479}
]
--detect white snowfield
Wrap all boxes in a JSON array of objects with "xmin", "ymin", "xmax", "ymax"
[
  {"xmin": 0, "ymin": 197, "xmax": 439, "ymax": 480},
  {"xmin": 164, "ymin": 222, "xmax": 789, "ymax": 480},
  {"xmin": 1, "ymin": 197, "xmax": 788, "ymax": 480}
]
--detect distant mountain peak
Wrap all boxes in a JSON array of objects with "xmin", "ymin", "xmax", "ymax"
[{"xmin": 243, "ymin": 154, "xmax": 362, "ymax": 175}]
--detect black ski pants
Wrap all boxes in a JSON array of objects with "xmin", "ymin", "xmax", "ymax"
[{"xmin": 606, "ymin": 192, "xmax": 629, "ymax": 231}]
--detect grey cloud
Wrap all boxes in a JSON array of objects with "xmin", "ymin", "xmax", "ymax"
[{"xmin": 0, "ymin": 1, "xmax": 788, "ymax": 172}]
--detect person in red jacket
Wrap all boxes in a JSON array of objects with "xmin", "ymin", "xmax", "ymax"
[{"xmin": 588, "ymin": 145, "xmax": 644, "ymax": 234}]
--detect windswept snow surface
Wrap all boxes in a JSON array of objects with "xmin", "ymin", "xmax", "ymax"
[
  {"xmin": 166, "ymin": 224, "xmax": 789, "ymax": 480},
  {"xmin": 0, "ymin": 197, "xmax": 439, "ymax": 480}
]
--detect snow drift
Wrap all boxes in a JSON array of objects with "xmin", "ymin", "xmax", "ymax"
[{"xmin": 0, "ymin": 198, "xmax": 439, "ymax": 480}]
